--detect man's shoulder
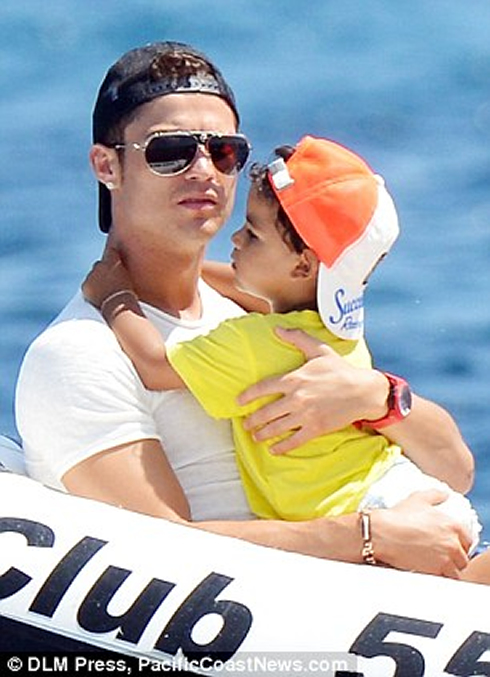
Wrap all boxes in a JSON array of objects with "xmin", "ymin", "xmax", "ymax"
[
  {"xmin": 50, "ymin": 291, "xmax": 103, "ymax": 326},
  {"xmin": 25, "ymin": 293, "xmax": 115, "ymax": 362}
]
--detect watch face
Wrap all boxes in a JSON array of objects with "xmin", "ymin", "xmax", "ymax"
[{"xmin": 399, "ymin": 385, "xmax": 412, "ymax": 416}]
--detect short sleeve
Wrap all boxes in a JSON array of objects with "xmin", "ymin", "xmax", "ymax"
[
  {"xmin": 168, "ymin": 316, "xmax": 258, "ymax": 419},
  {"xmin": 16, "ymin": 316, "xmax": 159, "ymax": 486}
]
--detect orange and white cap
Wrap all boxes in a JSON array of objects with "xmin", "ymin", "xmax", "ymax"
[{"xmin": 268, "ymin": 136, "xmax": 399, "ymax": 340}]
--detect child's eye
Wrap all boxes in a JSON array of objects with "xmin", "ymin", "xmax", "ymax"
[{"xmin": 246, "ymin": 226, "xmax": 257, "ymax": 240}]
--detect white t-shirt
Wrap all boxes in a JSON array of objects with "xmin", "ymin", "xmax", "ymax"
[{"xmin": 15, "ymin": 281, "xmax": 253, "ymax": 521}]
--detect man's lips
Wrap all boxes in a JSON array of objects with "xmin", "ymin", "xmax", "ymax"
[{"xmin": 178, "ymin": 193, "xmax": 219, "ymax": 210}]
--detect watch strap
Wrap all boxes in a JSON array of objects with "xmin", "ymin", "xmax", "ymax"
[{"xmin": 354, "ymin": 372, "xmax": 412, "ymax": 430}]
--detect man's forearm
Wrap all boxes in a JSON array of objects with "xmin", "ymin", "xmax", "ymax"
[
  {"xmin": 356, "ymin": 369, "xmax": 473, "ymax": 493},
  {"xmin": 187, "ymin": 489, "xmax": 471, "ymax": 579},
  {"xmin": 378, "ymin": 392, "xmax": 474, "ymax": 494},
  {"xmin": 190, "ymin": 513, "xmax": 364, "ymax": 563}
]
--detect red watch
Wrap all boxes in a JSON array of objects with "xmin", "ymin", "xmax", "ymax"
[{"xmin": 355, "ymin": 372, "xmax": 412, "ymax": 430}]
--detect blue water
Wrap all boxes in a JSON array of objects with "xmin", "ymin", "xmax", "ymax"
[{"xmin": 1, "ymin": 0, "xmax": 490, "ymax": 535}]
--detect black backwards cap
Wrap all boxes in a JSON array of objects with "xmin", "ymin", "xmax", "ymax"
[{"xmin": 92, "ymin": 41, "xmax": 240, "ymax": 233}]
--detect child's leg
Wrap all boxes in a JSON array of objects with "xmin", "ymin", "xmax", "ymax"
[{"xmin": 359, "ymin": 456, "xmax": 482, "ymax": 554}]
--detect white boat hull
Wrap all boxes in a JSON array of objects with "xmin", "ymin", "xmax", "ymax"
[{"xmin": 1, "ymin": 436, "xmax": 489, "ymax": 676}]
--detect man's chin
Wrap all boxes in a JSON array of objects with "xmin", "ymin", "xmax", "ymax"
[{"xmin": 196, "ymin": 216, "xmax": 226, "ymax": 237}]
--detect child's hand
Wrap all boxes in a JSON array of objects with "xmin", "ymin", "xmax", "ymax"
[{"xmin": 82, "ymin": 247, "xmax": 135, "ymax": 309}]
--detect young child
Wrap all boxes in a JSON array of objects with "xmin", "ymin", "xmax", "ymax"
[{"xmin": 83, "ymin": 136, "xmax": 480, "ymax": 550}]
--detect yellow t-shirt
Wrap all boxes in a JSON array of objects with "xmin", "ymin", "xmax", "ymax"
[{"xmin": 168, "ymin": 310, "xmax": 401, "ymax": 520}]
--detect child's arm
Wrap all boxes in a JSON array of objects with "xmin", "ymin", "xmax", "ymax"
[
  {"xmin": 202, "ymin": 260, "xmax": 271, "ymax": 314},
  {"xmin": 100, "ymin": 292, "xmax": 185, "ymax": 390},
  {"xmin": 82, "ymin": 249, "xmax": 185, "ymax": 391}
]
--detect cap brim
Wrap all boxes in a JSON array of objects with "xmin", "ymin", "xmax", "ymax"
[
  {"xmin": 317, "ymin": 182, "xmax": 399, "ymax": 340},
  {"xmin": 317, "ymin": 263, "xmax": 365, "ymax": 340}
]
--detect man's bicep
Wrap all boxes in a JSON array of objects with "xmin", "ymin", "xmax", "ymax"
[{"xmin": 62, "ymin": 437, "xmax": 191, "ymax": 520}]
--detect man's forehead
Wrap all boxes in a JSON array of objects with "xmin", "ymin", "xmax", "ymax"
[{"xmin": 124, "ymin": 93, "xmax": 238, "ymax": 135}]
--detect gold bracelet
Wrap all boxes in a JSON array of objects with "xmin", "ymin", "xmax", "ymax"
[{"xmin": 359, "ymin": 509, "xmax": 377, "ymax": 565}]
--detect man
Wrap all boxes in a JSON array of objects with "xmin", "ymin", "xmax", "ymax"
[{"xmin": 16, "ymin": 41, "xmax": 474, "ymax": 577}]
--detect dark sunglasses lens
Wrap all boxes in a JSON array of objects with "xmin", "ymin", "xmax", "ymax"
[
  {"xmin": 208, "ymin": 136, "xmax": 250, "ymax": 175},
  {"xmin": 145, "ymin": 136, "xmax": 197, "ymax": 175}
]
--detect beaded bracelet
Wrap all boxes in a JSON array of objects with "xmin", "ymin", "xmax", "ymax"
[{"xmin": 359, "ymin": 509, "xmax": 377, "ymax": 565}]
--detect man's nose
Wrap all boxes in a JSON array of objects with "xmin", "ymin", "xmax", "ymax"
[{"xmin": 186, "ymin": 145, "xmax": 216, "ymax": 178}]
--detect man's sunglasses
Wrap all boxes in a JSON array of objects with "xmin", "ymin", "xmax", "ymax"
[{"xmin": 112, "ymin": 131, "xmax": 251, "ymax": 177}]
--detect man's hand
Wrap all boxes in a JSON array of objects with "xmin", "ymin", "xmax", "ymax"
[
  {"xmin": 371, "ymin": 490, "xmax": 471, "ymax": 578},
  {"xmin": 237, "ymin": 327, "xmax": 388, "ymax": 454}
]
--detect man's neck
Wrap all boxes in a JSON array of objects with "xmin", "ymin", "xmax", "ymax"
[{"xmin": 126, "ymin": 248, "xmax": 204, "ymax": 320}]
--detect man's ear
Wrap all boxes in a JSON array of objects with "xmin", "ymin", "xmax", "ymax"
[
  {"xmin": 291, "ymin": 249, "xmax": 320, "ymax": 279},
  {"xmin": 89, "ymin": 144, "xmax": 122, "ymax": 189}
]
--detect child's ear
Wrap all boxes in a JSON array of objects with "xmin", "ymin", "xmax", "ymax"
[{"xmin": 292, "ymin": 249, "xmax": 319, "ymax": 279}]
